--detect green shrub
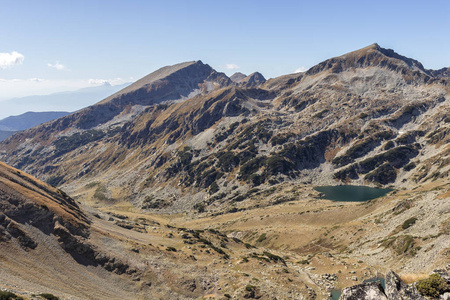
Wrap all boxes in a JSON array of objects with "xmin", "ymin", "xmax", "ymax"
[
  {"xmin": 244, "ymin": 243, "xmax": 254, "ymax": 249},
  {"xmin": 166, "ymin": 246, "xmax": 177, "ymax": 252},
  {"xmin": 39, "ymin": 294, "xmax": 59, "ymax": 300},
  {"xmin": 384, "ymin": 140, "xmax": 395, "ymax": 150},
  {"xmin": 256, "ymin": 233, "xmax": 267, "ymax": 243},
  {"xmin": 382, "ymin": 235, "xmax": 415, "ymax": 255},
  {"xmin": 403, "ymin": 162, "xmax": 416, "ymax": 171},
  {"xmin": 216, "ymin": 151, "xmax": 240, "ymax": 172},
  {"xmin": 93, "ymin": 185, "xmax": 108, "ymax": 200},
  {"xmin": 402, "ymin": 217, "xmax": 418, "ymax": 230},
  {"xmin": 46, "ymin": 175, "xmax": 65, "ymax": 187},
  {"xmin": 209, "ymin": 182, "xmax": 219, "ymax": 194},
  {"xmin": 245, "ymin": 285, "xmax": 257, "ymax": 292},
  {"xmin": 416, "ymin": 273, "xmax": 448, "ymax": 298},
  {"xmin": 264, "ymin": 155, "xmax": 294, "ymax": 175},
  {"xmin": 298, "ymin": 259, "xmax": 309, "ymax": 264},
  {"xmin": 239, "ymin": 157, "xmax": 265, "ymax": 180},
  {"xmin": 0, "ymin": 291, "xmax": 23, "ymax": 300},
  {"xmin": 263, "ymin": 251, "xmax": 286, "ymax": 265},
  {"xmin": 53, "ymin": 130, "xmax": 104, "ymax": 156},
  {"xmin": 244, "ymin": 284, "xmax": 258, "ymax": 297},
  {"xmin": 85, "ymin": 181, "xmax": 100, "ymax": 188},
  {"xmin": 193, "ymin": 203, "xmax": 205, "ymax": 213}
]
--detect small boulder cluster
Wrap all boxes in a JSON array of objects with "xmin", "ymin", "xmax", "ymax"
[{"xmin": 340, "ymin": 269, "xmax": 449, "ymax": 300}]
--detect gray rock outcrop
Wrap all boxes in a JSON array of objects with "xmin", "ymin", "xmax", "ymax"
[
  {"xmin": 340, "ymin": 270, "xmax": 430, "ymax": 300},
  {"xmin": 385, "ymin": 271, "xmax": 426, "ymax": 300},
  {"xmin": 339, "ymin": 282, "xmax": 387, "ymax": 300}
]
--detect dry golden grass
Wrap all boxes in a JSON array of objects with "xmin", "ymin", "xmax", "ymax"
[{"xmin": 399, "ymin": 273, "xmax": 429, "ymax": 284}]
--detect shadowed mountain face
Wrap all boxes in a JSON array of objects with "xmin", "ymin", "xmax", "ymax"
[
  {"xmin": 0, "ymin": 161, "xmax": 88, "ymax": 237},
  {"xmin": 0, "ymin": 44, "xmax": 449, "ymax": 214}
]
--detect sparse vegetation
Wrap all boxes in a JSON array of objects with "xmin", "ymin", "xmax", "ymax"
[
  {"xmin": 416, "ymin": 273, "xmax": 448, "ymax": 298},
  {"xmin": 143, "ymin": 195, "xmax": 169, "ymax": 209},
  {"xmin": 39, "ymin": 294, "xmax": 59, "ymax": 300},
  {"xmin": 193, "ymin": 203, "xmax": 205, "ymax": 213},
  {"xmin": 402, "ymin": 217, "xmax": 418, "ymax": 230},
  {"xmin": 256, "ymin": 233, "xmax": 267, "ymax": 243},
  {"xmin": 46, "ymin": 175, "xmax": 65, "ymax": 187},
  {"xmin": 382, "ymin": 235, "xmax": 415, "ymax": 255},
  {"xmin": 0, "ymin": 291, "xmax": 23, "ymax": 300},
  {"xmin": 263, "ymin": 251, "xmax": 286, "ymax": 265},
  {"xmin": 53, "ymin": 130, "xmax": 104, "ymax": 156},
  {"xmin": 244, "ymin": 284, "xmax": 258, "ymax": 298},
  {"xmin": 298, "ymin": 259, "xmax": 309, "ymax": 265},
  {"xmin": 93, "ymin": 184, "xmax": 109, "ymax": 201}
]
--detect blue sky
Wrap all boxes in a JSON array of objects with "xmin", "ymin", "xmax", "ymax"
[{"xmin": 1, "ymin": 0, "xmax": 450, "ymax": 100}]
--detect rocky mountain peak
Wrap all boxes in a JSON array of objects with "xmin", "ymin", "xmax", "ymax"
[
  {"xmin": 242, "ymin": 72, "xmax": 266, "ymax": 85},
  {"xmin": 48, "ymin": 60, "xmax": 233, "ymax": 129},
  {"xmin": 230, "ymin": 72, "xmax": 247, "ymax": 82},
  {"xmin": 99, "ymin": 60, "xmax": 231, "ymax": 107},
  {"xmin": 306, "ymin": 43, "xmax": 430, "ymax": 77},
  {"xmin": 231, "ymin": 71, "xmax": 266, "ymax": 87}
]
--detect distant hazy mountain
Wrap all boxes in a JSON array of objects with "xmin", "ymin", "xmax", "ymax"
[
  {"xmin": 0, "ymin": 111, "xmax": 71, "ymax": 142},
  {"xmin": 0, "ymin": 83, "xmax": 130, "ymax": 120},
  {"xmin": 0, "ymin": 111, "xmax": 70, "ymax": 131},
  {"xmin": 230, "ymin": 72, "xmax": 247, "ymax": 82},
  {"xmin": 230, "ymin": 71, "xmax": 266, "ymax": 87},
  {"xmin": 0, "ymin": 130, "xmax": 17, "ymax": 141}
]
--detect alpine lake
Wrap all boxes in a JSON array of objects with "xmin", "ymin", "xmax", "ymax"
[{"xmin": 314, "ymin": 185, "xmax": 393, "ymax": 202}]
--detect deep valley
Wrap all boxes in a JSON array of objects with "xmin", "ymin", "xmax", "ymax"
[{"xmin": 0, "ymin": 44, "xmax": 448, "ymax": 299}]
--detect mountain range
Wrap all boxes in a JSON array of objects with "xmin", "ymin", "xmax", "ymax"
[
  {"xmin": 0, "ymin": 82, "xmax": 130, "ymax": 120},
  {"xmin": 0, "ymin": 44, "xmax": 448, "ymax": 299},
  {"xmin": 1, "ymin": 43, "xmax": 448, "ymax": 211}
]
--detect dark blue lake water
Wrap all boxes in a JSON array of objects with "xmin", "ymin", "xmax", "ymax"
[{"xmin": 314, "ymin": 185, "xmax": 392, "ymax": 202}]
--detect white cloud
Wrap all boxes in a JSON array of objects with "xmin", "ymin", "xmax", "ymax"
[
  {"xmin": 225, "ymin": 64, "xmax": 240, "ymax": 70},
  {"xmin": 88, "ymin": 78, "xmax": 126, "ymax": 86},
  {"xmin": 295, "ymin": 66, "xmax": 308, "ymax": 73},
  {"xmin": 0, "ymin": 51, "xmax": 24, "ymax": 69},
  {"xmin": 28, "ymin": 78, "xmax": 44, "ymax": 82},
  {"xmin": 48, "ymin": 62, "xmax": 68, "ymax": 71}
]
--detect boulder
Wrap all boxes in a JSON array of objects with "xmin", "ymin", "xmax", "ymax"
[{"xmin": 339, "ymin": 282, "xmax": 387, "ymax": 300}]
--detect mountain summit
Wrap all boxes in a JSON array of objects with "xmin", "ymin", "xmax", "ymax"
[
  {"xmin": 99, "ymin": 60, "xmax": 232, "ymax": 107},
  {"xmin": 307, "ymin": 43, "xmax": 433, "ymax": 79}
]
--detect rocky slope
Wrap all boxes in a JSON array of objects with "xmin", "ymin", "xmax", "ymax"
[
  {"xmin": 0, "ymin": 161, "xmax": 137, "ymax": 298},
  {"xmin": 1, "ymin": 44, "xmax": 448, "ymax": 216}
]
